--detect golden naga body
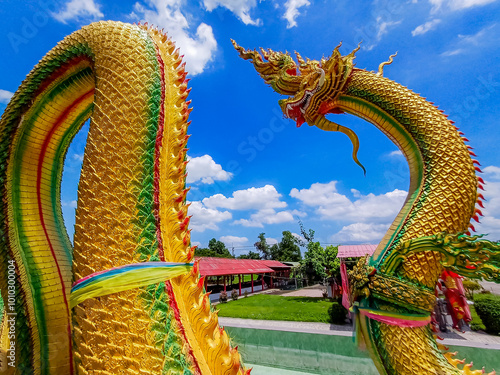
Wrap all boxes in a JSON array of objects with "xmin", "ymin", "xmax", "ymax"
[{"xmin": 233, "ymin": 41, "xmax": 500, "ymax": 374}]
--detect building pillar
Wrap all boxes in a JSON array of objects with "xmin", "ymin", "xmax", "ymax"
[
  {"xmin": 223, "ymin": 276, "xmax": 226, "ymax": 292},
  {"xmin": 239, "ymin": 274, "xmax": 242, "ymax": 296},
  {"xmin": 262, "ymin": 274, "xmax": 265, "ymax": 290},
  {"xmin": 251, "ymin": 274, "xmax": 254, "ymax": 293}
]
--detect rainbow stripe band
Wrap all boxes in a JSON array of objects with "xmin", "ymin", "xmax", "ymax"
[
  {"xmin": 70, "ymin": 262, "xmax": 193, "ymax": 308},
  {"xmin": 355, "ymin": 306, "xmax": 431, "ymax": 328}
]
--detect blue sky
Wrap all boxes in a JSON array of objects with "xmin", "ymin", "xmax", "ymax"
[{"xmin": 1, "ymin": 0, "xmax": 500, "ymax": 256}]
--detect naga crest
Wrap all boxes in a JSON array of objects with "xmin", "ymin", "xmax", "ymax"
[{"xmin": 232, "ymin": 40, "xmax": 360, "ymax": 127}]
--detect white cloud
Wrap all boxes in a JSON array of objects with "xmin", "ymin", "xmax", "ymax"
[
  {"xmin": 267, "ymin": 237, "xmax": 278, "ymax": 245},
  {"xmin": 203, "ymin": 185, "xmax": 287, "ymax": 210},
  {"xmin": 220, "ymin": 235, "xmax": 248, "ymax": 247},
  {"xmin": 475, "ymin": 166, "xmax": 500, "ymax": 239},
  {"xmin": 203, "ymin": 0, "xmax": 261, "ymax": 26},
  {"xmin": 62, "ymin": 200, "xmax": 77, "ymax": 208},
  {"xmin": 187, "ymin": 155, "xmax": 232, "ymax": 184},
  {"xmin": 388, "ymin": 150, "xmax": 404, "ymax": 157},
  {"xmin": 234, "ymin": 208, "xmax": 305, "ymax": 228},
  {"xmin": 365, "ymin": 17, "xmax": 402, "ymax": 51},
  {"xmin": 0, "ymin": 89, "xmax": 14, "ymax": 104},
  {"xmin": 290, "ymin": 181, "xmax": 407, "ymax": 223},
  {"xmin": 330, "ymin": 223, "xmax": 389, "ymax": 244},
  {"xmin": 283, "ymin": 0, "xmax": 310, "ymax": 28},
  {"xmin": 412, "ymin": 19, "xmax": 441, "ymax": 36},
  {"xmin": 429, "ymin": 0, "xmax": 497, "ymax": 13},
  {"xmin": 52, "ymin": 0, "xmax": 104, "ymax": 23},
  {"xmin": 188, "ymin": 201, "xmax": 231, "ymax": 232},
  {"xmin": 131, "ymin": 0, "xmax": 217, "ymax": 75},
  {"xmin": 441, "ymin": 24, "xmax": 497, "ymax": 56}
]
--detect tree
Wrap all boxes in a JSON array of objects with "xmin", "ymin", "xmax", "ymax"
[
  {"xmin": 324, "ymin": 245, "xmax": 340, "ymax": 278},
  {"xmin": 194, "ymin": 238, "xmax": 233, "ymax": 258},
  {"xmin": 273, "ymin": 231, "xmax": 302, "ymax": 262},
  {"xmin": 302, "ymin": 241, "xmax": 327, "ymax": 282},
  {"xmin": 254, "ymin": 233, "xmax": 273, "ymax": 260},
  {"xmin": 238, "ymin": 251, "xmax": 261, "ymax": 260}
]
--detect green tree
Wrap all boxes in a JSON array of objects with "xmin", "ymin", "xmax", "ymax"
[
  {"xmin": 302, "ymin": 241, "xmax": 327, "ymax": 282},
  {"xmin": 324, "ymin": 245, "xmax": 340, "ymax": 278},
  {"xmin": 194, "ymin": 238, "xmax": 233, "ymax": 258},
  {"xmin": 273, "ymin": 231, "xmax": 302, "ymax": 262},
  {"xmin": 238, "ymin": 251, "xmax": 261, "ymax": 259},
  {"xmin": 254, "ymin": 233, "xmax": 273, "ymax": 260}
]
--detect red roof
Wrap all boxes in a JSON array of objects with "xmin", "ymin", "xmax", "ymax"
[
  {"xmin": 261, "ymin": 260, "xmax": 292, "ymax": 269},
  {"xmin": 197, "ymin": 257, "xmax": 282, "ymax": 276},
  {"xmin": 337, "ymin": 244, "xmax": 377, "ymax": 258}
]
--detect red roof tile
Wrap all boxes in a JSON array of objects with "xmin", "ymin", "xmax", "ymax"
[
  {"xmin": 197, "ymin": 257, "xmax": 284, "ymax": 276},
  {"xmin": 337, "ymin": 244, "xmax": 377, "ymax": 258}
]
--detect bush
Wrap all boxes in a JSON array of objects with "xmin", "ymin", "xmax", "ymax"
[
  {"xmin": 219, "ymin": 291, "xmax": 228, "ymax": 303},
  {"xmin": 231, "ymin": 289, "xmax": 239, "ymax": 301},
  {"xmin": 328, "ymin": 302, "xmax": 347, "ymax": 325},
  {"xmin": 473, "ymin": 294, "xmax": 500, "ymax": 335},
  {"xmin": 462, "ymin": 279, "xmax": 482, "ymax": 300}
]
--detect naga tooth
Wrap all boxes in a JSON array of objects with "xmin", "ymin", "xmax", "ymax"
[
  {"xmin": 462, "ymin": 137, "xmax": 470, "ymax": 142},
  {"xmin": 477, "ymin": 176, "xmax": 485, "ymax": 184},
  {"xmin": 475, "ymin": 167, "xmax": 483, "ymax": 174},
  {"xmin": 469, "ymin": 224, "xmax": 476, "ymax": 232},
  {"xmin": 474, "ymin": 208, "xmax": 484, "ymax": 216},
  {"xmin": 472, "ymin": 160, "xmax": 481, "ymax": 166},
  {"xmin": 478, "ymin": 193, "xmax": 485, "ymax": 200},
  {"xmin": 477, "ymin": 200, "xmax": 485, "ymax": 208},
  {"xmin": 469, "ymin": 151, "xmax": 477, "ymax": 157},
  {"xmin": 465, "ymin": 230, "xmax": 471, "ymax": 236},
  {"xmin": 472, "ymin": 214, "xmax": 480, "ymax": 223}
]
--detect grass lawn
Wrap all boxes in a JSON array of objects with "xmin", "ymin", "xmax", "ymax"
[{"xmin": 217, "ymin": 294, "xmax": 333, "ymax": 323}]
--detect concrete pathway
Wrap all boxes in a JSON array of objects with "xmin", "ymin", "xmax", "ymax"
[{"xmin": 219, "ymin": 317, "xmax": 500, "ymax": 350}]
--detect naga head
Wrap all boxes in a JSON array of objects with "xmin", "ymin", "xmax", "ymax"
[
  {"xmin": 233, "ymin": 40, "xmax": 366, "ymax": 173},
  {"xmin": 232, "ymin": 40, "xmax": 359, "ymax": 127}
]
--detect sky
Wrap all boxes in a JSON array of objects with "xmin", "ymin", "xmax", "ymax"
[{"xmin": 1, "ymin": 0, "xmax": 500, "ymax": 257}]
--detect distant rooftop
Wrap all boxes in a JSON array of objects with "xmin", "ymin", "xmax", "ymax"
[{"xmin": 337, "ymin": 244, "xmax": 377, "ymax": 258}]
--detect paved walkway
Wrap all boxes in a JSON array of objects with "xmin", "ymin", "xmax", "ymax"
[{"xmin": 219, "ymin": 317, "xmax": 500, "ymax": 350}]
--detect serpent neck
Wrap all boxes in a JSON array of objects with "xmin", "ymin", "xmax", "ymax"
[{"xmin": 338, "ymin": 69, "xmax": 478, "ymax": 286}]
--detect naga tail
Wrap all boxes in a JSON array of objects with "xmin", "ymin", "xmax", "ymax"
[{"xmin": 0, "ymin": 21, "xmax": 246, "ymax": 374}]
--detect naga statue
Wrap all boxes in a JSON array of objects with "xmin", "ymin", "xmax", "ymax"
[
  {"xmin": 0, "ymin": 19, "xmax": 499, "ymax": 375},
  {"xmin": 232, "ymin": 41, "xmax": 500, "ymax": 374}
]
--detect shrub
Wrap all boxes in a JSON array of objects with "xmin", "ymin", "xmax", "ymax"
[
  {"xmin": 328, "ymin": 302, "xmax": 347, "ymax": 325},
  {"xmin": 219, "ymin": 291, "xmax": 228, "ymax": 303},
  {"xmin": 473, "ymin": 294, "xmax": 500, "ymax": 335},
  {"xmin": 462, "ymin": 279, "xmax": 482, "ymax": 300},
  {"xmin": 231, "ymin": 289, "xmax": 239, "ymax": 301}
]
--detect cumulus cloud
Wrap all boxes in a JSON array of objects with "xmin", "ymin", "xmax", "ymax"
[
  {"xmin": 365, "ymin": 17, "xmax": 402, "ymax": 51},
  {"xmin": 220, "ymin": 235, "xmax": 249, "ymax": 247},
  {"xmin": 203, "ymin": 185, "xmax": 287, "ymax": 211},
  {"xmin": 203, "ymin": 0, "xmax": 261, "ymax": 25},
  {"xmin": 0, "ymin": 89, "xmax": 14, "ymax": 104},
  {"xmin": 52, "ymin": 0, "xmax": 104, "ymax": 23},
  {"xmin": 234, "ymin": 208, "xmax": 306, "ymax": 228},
  {"xmin": 283, "ymin": 0, "xmax": 310, "ymax": 28},
  {"xmin": 330, "ymin": 223, "xmax": 390, "ymax": 243},
  {"xmin": 131, "ymin": 0, "xmax": 217, "ymax": 75},
  {"xmin": 187, "ymin": 155, "xmax": 232, "ymax": 184},
  {"xmin": 412, "ymin": 19, "xmax": 441, "ymax": 36},
  {"xmin": 290, "ymin": 181, "xmax": 407, "ymax": 223},
  {"xmin": 188, "ymin": 201, "xmax": 231, "ymax": 232}
]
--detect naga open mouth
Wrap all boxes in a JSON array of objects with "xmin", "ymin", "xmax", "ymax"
[{"xmin": 280, "ymin": 89, "xmax": 316, "ymax": 127}]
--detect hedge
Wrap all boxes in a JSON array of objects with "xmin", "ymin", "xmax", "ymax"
[{"xmin": 473, "ymin": 293, "xmax": 500, "ymax": 335}]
